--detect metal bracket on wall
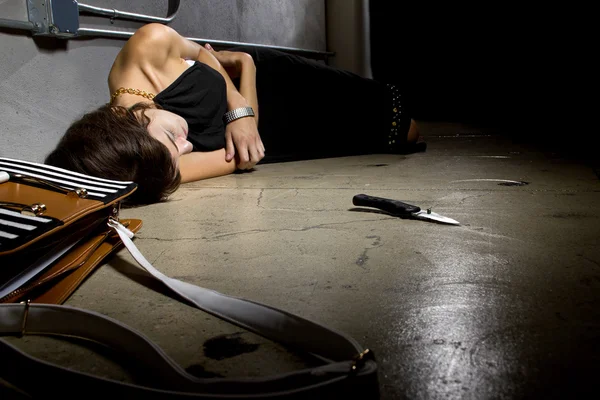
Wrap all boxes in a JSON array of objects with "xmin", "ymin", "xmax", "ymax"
[
  {"xmin": 26, "ymin": 0, "xmax": 78, "ymax": 37},
  {"xmin": 26, "ymin": 0, "xmax": 48, "ymax": 34},
  {"xmin": 2, "ymin": 0, "xmax": 334, "ymax": 60}
]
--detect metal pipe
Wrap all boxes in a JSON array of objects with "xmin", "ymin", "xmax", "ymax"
[
  {"xmin": 77, "ymin": 1, "xmax": 180, "ymax": 23},
  {"xmin": 75, "ymin": 28, "xmax": 334, "ymax": 60},
  {"xmin": 186, "ymin": 37, "xmax": 335, "ymax": 59},
  {"xmin": 0, "ymin": 18, "xmax": 34, "ymax": 31}
]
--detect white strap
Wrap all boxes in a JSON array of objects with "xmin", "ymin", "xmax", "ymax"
[
  {"xmin": 107, "ymin": 219, "xmax": 363, "ymax": 362},
  {"xmin": 0, "ymin": 303, "xmax": 369, "ymax": 398},
  {"xmin": 0, "ymin": 220, "xmax": 377, "ymax": 398}
]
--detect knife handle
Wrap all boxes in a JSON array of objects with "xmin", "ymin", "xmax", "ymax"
[{"xmin": 352, "ymin": 194, "xmax": 421, "ymax": 215}]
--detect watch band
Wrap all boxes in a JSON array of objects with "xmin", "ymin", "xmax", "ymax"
[{"xmin": 223, "ymin": 106, "xmax": 255, "ymax": 124}]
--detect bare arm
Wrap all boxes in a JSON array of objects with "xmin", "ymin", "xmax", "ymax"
[
  {"xmin": 197, "ymin": 47, "xmax": 263, "ymax": 168},
  {"xmin": 179, "ymin": 149, "xmax": 236, "ymax": 183},
  {"xmin": 236, "ymin": 54, "xmax": 259, "ymax": 126},
  {"xmin": 203, "ymin": 46, "xmax": 259, "ymax": 125}
]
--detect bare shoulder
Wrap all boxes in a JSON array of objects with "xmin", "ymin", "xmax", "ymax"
[
  {"xmin": 108, "ymin": 24, "xmax": 182, "ymax": 90},
  {"xmin": 131, "ymin": 24, "xmax": 176, "ymax": 47},
  {"xmin": 116, "ymin": 24, "xmax": 177, "ymax": 64}
]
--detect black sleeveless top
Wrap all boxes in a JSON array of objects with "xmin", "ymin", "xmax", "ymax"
[{"xmin": 154, "ymin": 62, "xmax": 227, "ymax": 152}]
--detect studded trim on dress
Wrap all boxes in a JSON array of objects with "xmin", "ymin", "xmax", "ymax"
[{"xmin": 386, "ymin": 83, "xmax": 403, "ymax": 151}]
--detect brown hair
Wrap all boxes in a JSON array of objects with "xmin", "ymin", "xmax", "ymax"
[{"xmin": 45, "ymin": 103, "xmax": 181, "ymax": 206}]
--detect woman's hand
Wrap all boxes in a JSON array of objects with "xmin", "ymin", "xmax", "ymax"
[
  {"xmin": 204, "ymin": 43, "xmax": 253, "ymax": 79},
  {"xmin": 204, "ymin": 43, "xmax": 262, "ymax": 169},
  {"xmin": 225, "ymin": 116, "xmax": 265, "ymax": 170}
]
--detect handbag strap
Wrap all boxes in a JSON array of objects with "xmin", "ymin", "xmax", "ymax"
[{"xmin": 0, "ymin": 219, "xmax": 377, "ymax": 398}]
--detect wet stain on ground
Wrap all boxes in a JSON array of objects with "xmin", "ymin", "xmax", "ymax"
[
  {"xmin": 203, "ymin": 332, "xmax": 259, "ymax": 360},
  {"xmin": 497, "ymin": 181, "xmax": 529, "ymax": 186}
]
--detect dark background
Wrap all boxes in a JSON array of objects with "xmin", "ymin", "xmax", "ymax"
[{"xmin": 368, "ymin": 4, "xmax": 590, "ymax": 161}]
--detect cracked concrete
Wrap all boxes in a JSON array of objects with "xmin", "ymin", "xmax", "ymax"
[{"xmin": 4, "ymin": 121, "xmax": 600, "ymax": 399}]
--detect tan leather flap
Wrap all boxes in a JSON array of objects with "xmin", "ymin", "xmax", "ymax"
[
  {"xmin": 0, "ymin": 181, "xmax": 103, "ymax": 222},
  {"xmin": 2, "ymin": 219, "xmax": 143, "ymax": 305}
]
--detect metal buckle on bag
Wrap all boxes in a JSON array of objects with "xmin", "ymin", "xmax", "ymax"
[
  {"xmin": 108, "ymin": 204, "xmax": 123, "ymax": 225},
  {"xmin": 69, "ymin": 188, "xmax": 88, "ymax": 198},
  {"xmin": 112, "ymin": 203, "xmax": 121, "ymax": 220},
  {"xmin": 109, "ymin": 202, "xmax": 125, "ymax": 228},
  {"xmin": 11, "ymin": 174, "xmax": 88, "ymax": 198},
  {"xmin": 350, "ymin": 348, "xmax": 373, "ymax": 373},
  {"xmin": 0, "ymin": 201, "xmax": 47, "ymax": 216},
  {"xmin": 19, "ymin": 299, "xmax": 31, "ymax": 337}
]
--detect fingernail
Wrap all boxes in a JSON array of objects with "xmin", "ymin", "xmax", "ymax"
[{"xmin": 205, "ymin": 43, "xmax": 213, "ymax": 50}]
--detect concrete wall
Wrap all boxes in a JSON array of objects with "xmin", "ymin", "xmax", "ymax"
[
  {"xmin": 325, "ymin": 0, "xmax": 372, "ymax": 79},
  {"xmin": 0, "ymin": 0, "xmax": 327, "ymax": 162}
]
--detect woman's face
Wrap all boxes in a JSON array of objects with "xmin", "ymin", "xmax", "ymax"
[{"xmin": 144, "ymin": 109, "xmax": 193, "ymax": 165}]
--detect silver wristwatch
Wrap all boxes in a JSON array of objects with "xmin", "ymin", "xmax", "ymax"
[{"xmin": 223, "ymin": 106, "xmax": 255, "ymax": 124}]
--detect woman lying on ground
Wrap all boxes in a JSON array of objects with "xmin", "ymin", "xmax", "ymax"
[{"xmin": 45, "ymin": 23, "xmax": 425, "ymax": 205}]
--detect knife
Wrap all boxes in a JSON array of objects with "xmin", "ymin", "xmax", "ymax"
[{"xmin": 352, "ymin": 194, "xmax": 460, "ymax": 225}]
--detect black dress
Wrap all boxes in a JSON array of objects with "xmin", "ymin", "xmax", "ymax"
[
  {"xmin": 154, "ymin": 46, "xmax": 413, "ymax": 164},
  {"xmin": 153, "ymin": 62, "xmax": 228, "ymax": 152}
]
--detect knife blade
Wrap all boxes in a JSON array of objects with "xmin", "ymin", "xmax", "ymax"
[{"xmin": 352, "ymin": 194, "xmax": 460, "ymax": 225}]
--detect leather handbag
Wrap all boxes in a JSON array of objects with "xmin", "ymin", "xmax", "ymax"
[
  {"xmin": 0, "ymin": 157, "xmax": 141, "ymax": 304},
  {"xmin": 0, "ymin": 157, "xmax": 379, "ymax": 399}
]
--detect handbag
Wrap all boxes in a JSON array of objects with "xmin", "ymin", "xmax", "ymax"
[
  {"xmin": 0, "ymin": 157, "xmax": 379, "ymax": 399},
  {"xmin": 0, "ymin": 157, "xmax": 141, "ymax": 304}
]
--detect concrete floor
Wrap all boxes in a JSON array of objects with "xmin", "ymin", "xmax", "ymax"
[{"xmin": 6, "ymin": 121, "xmax": 600, "ymax": 399}]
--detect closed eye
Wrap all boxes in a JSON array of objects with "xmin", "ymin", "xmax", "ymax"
[{"xmin": 164, "ymin": 130, "xmax": 178, "ymax": 150}]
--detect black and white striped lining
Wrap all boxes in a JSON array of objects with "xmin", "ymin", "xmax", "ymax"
[
  {"xmin": 1, "ymin": 157, "xmax": 138, "ymax": 252},
  {"xmin": 0, "ymin": 157, "xmax": 137, "ymax": 203},
  {"xmin": 0, "ymin": 207, "xmax": 59, "ymax": 252}
]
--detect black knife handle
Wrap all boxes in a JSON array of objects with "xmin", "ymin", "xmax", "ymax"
[{"xmin": 352, "ymin": 194, "xmax": 421, "ymax": 215}]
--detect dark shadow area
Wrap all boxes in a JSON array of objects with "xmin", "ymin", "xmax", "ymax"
[
  {"xmin": 0, "ymin": 27, "xmax": 68, "ymax": 52},
  {"xmin": 32, "ymin": 35, "xmax": 68, "ymax": 51},
  {"xmin": 0, "ymin": 27, "xmax": 33, "ymax": 37},
  {"xmin": 368, "ymin": 4, "xmax": 589, "ymax": 163},
  {"xmin": 0, "ymin": 334, "xmax": 165, "ymax": 395},
  {"xmin": 369, "ymin": 5, "xmax": 540, "ymax": 123}
]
